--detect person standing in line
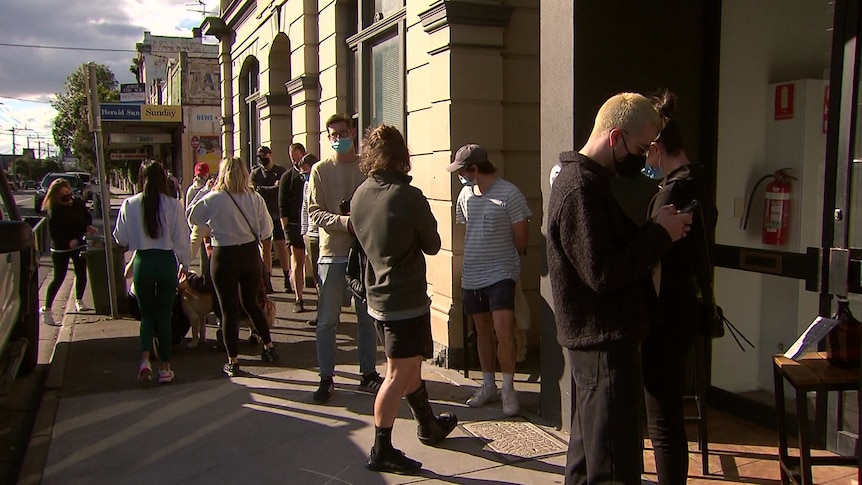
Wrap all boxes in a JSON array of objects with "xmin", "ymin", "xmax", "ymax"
[
  {"xmin": 308, "ymin": 113, "xmax": 383, "ymax": 403},
  {"xmin": 300, "ymin": 153, "xmax": 320, "ymax": 327},
  {"xmin": 641, "ymin": 90, "xmax": 717, "ymax": 485},
  {"xmin": 279, "ymin": 142, "xmax": 311, "ymax": 313},
  {"xmin": 113, "ymin": 161, "xmax": 192, "ymax": 384},
  {"xmin": 447, "ymin": 144, "xmax": 531, "ymax": 417},
  {"xmin": 546, "ymin": 92, "xmax": 692, "ymax": 484},
  {"xmin": 40, "ymin": 178, "xmax": 97, "ymax": 326},
  {"xmin": 352, "ymin": 125, "xmax": 457, "ymax": 474},
  {"xmin": 186, "ymin": 162, "xmax": 212, "ymax": 265},
  {"xmin": 251, "ymin": 145, "xmax": 290, "ymax": 294},
  {"xmin": 188, "ymin": 157, "xmax": 279, "ymax": 377}
]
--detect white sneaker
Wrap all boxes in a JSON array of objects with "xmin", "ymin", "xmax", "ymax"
[
  {"xmin": 502, "ymin": 387, "xmax": 520, "ymax": 416},
  {"xmin": 466, "ymin": 384, "xmax": 499, "ymax": 408},
  {"xmin": 40, "ymin": 307, "xmax": 57, "ymax": 326},
  {"xmin": 75, "ymin": 299, "xmax": 89, "ymax": 312}
]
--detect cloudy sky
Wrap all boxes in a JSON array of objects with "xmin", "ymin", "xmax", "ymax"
[{"xmin": 0, "ymin": 0, "xmax": 218, "ymax": 156}]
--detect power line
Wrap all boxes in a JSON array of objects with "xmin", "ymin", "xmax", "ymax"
[
  {"xmin": 0, "ymin": 42, "xmax": 136, "ymax": 53},
  {"xmin": 0, "ymin": 95, "xmax": 53, "ymax": 104}
]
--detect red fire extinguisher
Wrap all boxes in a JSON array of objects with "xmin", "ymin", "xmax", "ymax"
[{"xmin": 762, "ymin": 168, "xmax": 795, "ymax": 245}]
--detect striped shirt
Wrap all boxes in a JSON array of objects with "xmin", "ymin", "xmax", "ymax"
[
  {"xmin": 301, "ymin": 175, "xmax": 317, "ymax": 237},
  {"xmin": 456, "ymin": 178, "xmax": 531, "ymax": 290}
]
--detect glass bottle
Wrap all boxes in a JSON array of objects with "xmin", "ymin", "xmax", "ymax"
[{"xmin": 826, "ymin": 297, "xmax": 862, "ymax": 368}]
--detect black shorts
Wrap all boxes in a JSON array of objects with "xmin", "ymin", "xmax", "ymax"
[
  {"xmin": 285, "ymin": 223, "xmax": 305, "ymax": 249},
  {"xmin": 375, "ymin": 312, "xmax": 433, "ymax": 359},
  {"xmin": 270, "ymin": 215, "xmax": 285, "ymax": 241},
  {"xmin": 462, "ymin": 279, "xmax": 516, "ymax": 314}
]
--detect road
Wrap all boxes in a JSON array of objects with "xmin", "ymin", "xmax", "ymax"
[{"xmin": 13, "ymin": 188, "xmax": 37, "ymax": 216}]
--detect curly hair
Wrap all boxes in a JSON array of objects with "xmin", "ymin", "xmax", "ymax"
[{"xmin": 359, "ymin": 124, "xmax": 410, "ymax": 176}]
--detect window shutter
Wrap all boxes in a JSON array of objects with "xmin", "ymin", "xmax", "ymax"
[{"xmin": 371, "ymin": 34, "xmax": 401, "ymax": 131}]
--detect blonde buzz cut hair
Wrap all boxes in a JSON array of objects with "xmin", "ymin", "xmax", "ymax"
[{"xmin": 591, "ymin": 92, "xmax": 662, "ymax": 138}]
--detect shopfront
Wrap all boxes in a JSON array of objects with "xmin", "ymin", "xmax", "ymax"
[{"xmin": 540, "ymin": 0, "xmax": 862, "ymax": 456}]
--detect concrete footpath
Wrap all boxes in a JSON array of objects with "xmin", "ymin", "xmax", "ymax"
[{"xmin": 13, "ymin": 190, "xmax": 568, "ymax": 484}]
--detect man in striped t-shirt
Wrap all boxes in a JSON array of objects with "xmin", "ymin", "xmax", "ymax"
[{"xmin": 448, "ymin": 144, "xmax": 531, "ymax": 416}]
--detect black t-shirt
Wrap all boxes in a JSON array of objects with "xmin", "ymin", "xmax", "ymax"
[
  {"xmin": 250, "ymin": 163, "xmax": 287, "ymax": 216},
  {"xmin": 48, "ymin": 198, "xmax": 92, "ymax": 250}
]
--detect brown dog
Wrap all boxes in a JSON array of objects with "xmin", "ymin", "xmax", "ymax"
[{"xmin": 177, "ymin": 274, "xmax": 213, "ymax": 348}]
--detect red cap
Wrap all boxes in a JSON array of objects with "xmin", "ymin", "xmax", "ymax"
[{"xmin": 194, "ymin": 162, "xmax": 210, "ymax": 176}]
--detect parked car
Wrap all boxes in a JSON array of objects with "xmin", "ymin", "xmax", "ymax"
[
  {"xmin": 67, "ymin": 172, "xmax": 93, "ymax": 201},
  {"xmin": 0, "ymin": 168, "xmax": 39, "ymax": 385},
  {"xmin": 34, "ymin": 173, "xmax": 85, "ymax": 212},
  {"xmin": 24, "ymin": 180, "xmax": 35, "ymax": 190}
]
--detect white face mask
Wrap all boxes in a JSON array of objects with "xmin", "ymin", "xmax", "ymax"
[{"xmin": 458, "ymin": 167, "xmax": 477, "ymax": 186}]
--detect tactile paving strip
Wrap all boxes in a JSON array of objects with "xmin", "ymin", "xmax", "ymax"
[{"xmin": 462, "ymin": 418, "xmax": 567, "ymax": 461}]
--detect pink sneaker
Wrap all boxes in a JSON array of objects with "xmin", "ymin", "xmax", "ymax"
[
  {"xmin": 138, "ymin": 361, "xmax": 152, "ymax": 383},
  {"xmin": 158, "ymin": 369, "xmax": 175, "ymax": 384}
]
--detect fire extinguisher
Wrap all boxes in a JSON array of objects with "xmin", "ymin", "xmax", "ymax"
[{"xmin": 741, "ymin": 168, "xmax": 796, "ymax": 245}]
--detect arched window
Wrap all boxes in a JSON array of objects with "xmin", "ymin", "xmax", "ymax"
[{"xmin": 239, "ymin": 57, "xmax": 260, "ymax": 167}]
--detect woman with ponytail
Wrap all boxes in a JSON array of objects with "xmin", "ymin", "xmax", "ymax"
[
  {"xmin": 114, "ymin": 161, "xmax": 191, "ymax": 384},
  {"xmin": 641, "ymin": 90, "xmax": 718, "ymax": 484}
]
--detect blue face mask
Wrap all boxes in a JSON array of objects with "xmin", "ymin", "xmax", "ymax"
[
  {"xmin": 459, "ymin": 174, "xmax": 477, "ymax": 186},
  {"xmin": 641, "ymin": 163, "xmax": 664, "ymax": 180},
  {"xmin": 331, "ymin": 137, "xmax": 353, "ymax": 154}
]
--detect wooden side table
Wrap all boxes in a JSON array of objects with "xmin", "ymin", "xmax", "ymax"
[{"xmin": 773, "ymin": 352, "xmax": 860, "ymax": 484}]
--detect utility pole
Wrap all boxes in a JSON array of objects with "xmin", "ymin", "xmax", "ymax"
[{"xmin": 86, "ymin": 62, "xmax": 119, "ymax": 317}]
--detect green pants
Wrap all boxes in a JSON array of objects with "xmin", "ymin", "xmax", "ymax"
[{"xmin": 133, "ymin": 249, "xmax": 178, "ymax": 361}]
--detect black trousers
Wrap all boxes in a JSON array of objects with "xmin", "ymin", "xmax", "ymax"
[
  {"xmin": 566, "ymin": 340, "xmax": 642, "ymax": 485},
  {"xmin": 642, "ymin": 326, "xmax": 696, "ymax": 485},
  {"xmin": 211, "ymin": 241, "xmax": 272, "ymax": 357},
  {"xmin": 46, "ymin": 249, "xmax": 87, "ymax": 307}
]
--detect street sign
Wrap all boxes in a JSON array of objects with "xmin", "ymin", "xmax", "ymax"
[
  {"xmin": 191, "ymin": 136, "xmax": 200, "ymax": 150},
  {"xmin": 120, "ymin": 83, "xmax": 146, "ymax": 104}
]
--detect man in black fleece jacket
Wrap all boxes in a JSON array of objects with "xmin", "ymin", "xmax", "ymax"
[{"xmin": 546, "ymin": 92, "xmax": 692, "ymax": 484}]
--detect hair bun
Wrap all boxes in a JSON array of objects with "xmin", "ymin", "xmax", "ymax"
[{"xmin": 652, "ymin": 89, "xmax": 677, "ymax": 119}]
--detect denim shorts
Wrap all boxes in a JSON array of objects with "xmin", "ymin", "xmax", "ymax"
[{"xmin": 462, "ymin": 279, "xmax": 516, "ymax": 314}]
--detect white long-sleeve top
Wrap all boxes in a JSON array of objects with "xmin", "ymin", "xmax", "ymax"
[
  {"xmin": 187, "ymin": 189, "xmax": 273, "ymax": 247},
  {"xmin": 113, "ymin": 193, "xmax": 192, "ymax": 268}
]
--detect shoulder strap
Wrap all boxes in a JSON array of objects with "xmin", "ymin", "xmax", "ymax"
[{"xmin": 225, "ymin": 191, "xmax": 259, "ymax": 240}]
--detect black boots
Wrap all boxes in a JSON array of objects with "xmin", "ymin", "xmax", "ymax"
[{"xmin": 405, "ymin": 381, "xmax": 458, "ymax": 446}]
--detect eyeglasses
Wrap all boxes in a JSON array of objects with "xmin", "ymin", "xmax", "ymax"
[{"xmin": 328, "ymin": 129, "xmax": 352, "ymax": 141}]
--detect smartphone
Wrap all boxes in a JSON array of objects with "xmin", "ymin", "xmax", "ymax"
[
  {"xmin": 680, "ymin": 199, "xmax": 699, "ymax": 214},
  {"xmin": 339, "ymin": 198, "xmax": 351, "ymax": 215}
]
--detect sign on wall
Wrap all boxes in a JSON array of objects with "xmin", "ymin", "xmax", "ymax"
[
  {"xmin": 109, "ymin": 133, "xmax": 172, "ymax": 144},
  {"xmin": 774, "ymin": 83, "xmax": 795, "ymax": 121},
  {"xmin": 100, "ymin": 104, "xmax": 182, "ymax": 122}
]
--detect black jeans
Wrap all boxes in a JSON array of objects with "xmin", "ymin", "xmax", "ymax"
[
  {"xmin": 642, "ymin": 325, "xmax": 695, "ymax": 485},
  {"xmin": 46, "ymin": 249, "xmax": 87, "ymax": 307},
  {"xmin": 211, "ymin": 241, "xmax": 272, "ymax": 357},
  {"xmin": 566, "ymin": 340, "xmax": 642, "ymax": 485}
]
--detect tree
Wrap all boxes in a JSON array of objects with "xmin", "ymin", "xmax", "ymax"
[
  {"xmin": 129, "ymin": 57, "xmax": 143, "ymax": 84},
  {"xmin": 52, "ymin": 63, "xmax": 119, "ymax": 172}
]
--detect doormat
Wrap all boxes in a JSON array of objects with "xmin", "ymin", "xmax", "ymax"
[{"xmin": 461, "ymin": 418, "xmax": 567, "ymax": 462}]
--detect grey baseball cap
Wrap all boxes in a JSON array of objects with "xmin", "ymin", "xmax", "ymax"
[{"xmin": 447, "ymin": 144, "xmax": 489, "ymax": 172}]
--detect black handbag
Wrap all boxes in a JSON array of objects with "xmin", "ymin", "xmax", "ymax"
[{"xmin": 697, "ymin": 205, "xmax": 754, "ymax": 351}]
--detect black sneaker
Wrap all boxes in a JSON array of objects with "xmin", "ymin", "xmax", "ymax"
[
  {"xmin": 261, "ymin": 346, "xmax": 279, "ymax": 363},
  {"xmin": 313, "ymin": 377, "xmax": 334, "ymax": 403},
  {"xmin": 223, "ymin": 362, "xmax": 241, "ymax": 377},
  {"xmin": 358, "ymin": 371, "xmax": 384, "ymax": 394},
  {"xmin": 248, "ymin": 333, "xmax": 260, "ymax": 345},
  {"xmin": 366, "ymin": 447, "xmax": 422, "ymax": 474},
  {"xmin": 293, "ymin": 300, "xmax": 305, "ymax": 313},
  {"xmin": 307, "ymin": 319, "xmax": 317, "ymax": 327}
]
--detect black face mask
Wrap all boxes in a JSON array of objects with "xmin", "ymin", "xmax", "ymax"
[
  {"xmin": 257, "ymin": 155, "xmax": 270, "ymax": 166},
  {"xmin": 613, "ymin": 133, "xmax": 647, "ymax": 178}
]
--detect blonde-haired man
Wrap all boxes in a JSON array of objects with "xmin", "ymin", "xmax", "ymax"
[{"xmin": 547, "ymin": 92, "xmax": 692, "ymax": 484}]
